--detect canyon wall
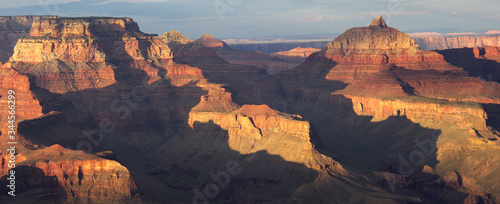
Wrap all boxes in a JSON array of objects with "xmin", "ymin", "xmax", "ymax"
[{"xmin": 413, "ymin": 34, "xmax": 500, "ymax": 50}]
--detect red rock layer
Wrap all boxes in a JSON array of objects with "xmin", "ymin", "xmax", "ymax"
[
  {"xmin": 0, "ymin": 16, "xmax": 59, "ymax": 62},
  {"xmin": 0, "ymin": 145, "xmax": 140, "ymax": 203},
  {"xmin": 321, "ymin": 26, "xmax": 466, "ymax": 81},
  {"xmin": 9, "ymin": 17, "xmax": 173, "ymax": 94},
  {"xmin": 313, "ymin": 18, "xmax": 500, "ymax": 104},
  {"xmin": 0, "ymin": 63, "xmax": 43, "ymax": 150},
  {"xmin": 271, "ymin": 47, "xmax": 321, "ymax": 63},
  {"xmin": 162, "ymin": 31, "xmax": 285, "ymax": 106}
]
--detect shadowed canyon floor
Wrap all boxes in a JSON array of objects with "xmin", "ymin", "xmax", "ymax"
[{"xmin": 0, "ymin": 15, "xmax": 499, "ymax": 204}]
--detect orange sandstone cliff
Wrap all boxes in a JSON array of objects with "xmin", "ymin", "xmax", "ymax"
[{"xmin": 275, "ymin": 16, "xmax": 500, "ymax": 203}]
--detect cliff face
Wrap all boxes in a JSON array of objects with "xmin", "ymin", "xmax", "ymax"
[
  {"xmin": 188, "ymin": 104, "xmax": 330, "ymax": 168},
  {"xmin": 413, "ymin": 35, "xmax": 500, "ymax": 51},
  {"xmin": 0, "ymin": 63, "xmax": 44, "ymax": 152},
  {"xmin": 2, "ymin": 15, "xmax": 500, "ymax": 203},
  {"xmin": 0, "ymin": 145, "xmax": 140, "ymax": 203},
  {"xmin": 275, "ymin": 16, "xmax": 500, "ymax": 203},
  {"xmin": 162, "ymin": 31, "xmax": 285, "ymax": 106},
  {"xmin": 437, "ymin": 46, "xmax": 500, "ymax": 87},
  {"xmin": 320, "ymin": 24, "xmax": 465, "ymax": 75},
  {"xmin": 9, "ymin": 17, "xmax": 172, "ymax": 94},
  {"xmin": 271, "ymin": 47, "xmax": 321, "ymax": 63},
  {"xmin": 347, "ymin": 95, "xmax": 487, "ymax": 129},
  {"xmin": 0, "ymin": 16, "xmax": 59, "ymax": 63},
  {"xmin": 309, "ymin": 16, "xmax": 500, "ymax": 104}
]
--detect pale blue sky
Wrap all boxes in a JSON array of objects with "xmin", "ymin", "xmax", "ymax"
[{"xmin": 0, "ymin": 0, "xmax": 498, "ymax": 39}]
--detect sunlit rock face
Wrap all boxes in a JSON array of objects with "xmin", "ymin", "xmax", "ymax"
[
  {"xmin": 275, "ymin": 16, "xmax": 500, "ymax": 203},
  {"xmin": 0, "ymin": 145, "xmax": 141, "ymax": 203}
]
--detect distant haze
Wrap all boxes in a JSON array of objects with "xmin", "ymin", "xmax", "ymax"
[{"xmin": 0, "ymin": 0, "xmax": 499, "ymax": 39}]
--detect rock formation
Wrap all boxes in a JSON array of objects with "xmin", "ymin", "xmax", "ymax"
[
  {"xmin": 275, "ymin": 16, "xmax": 500, "ymax": 203},
  {"xmin": 271, "ymin": 47, "xmax": 321, "ymax": 63},
  {"xmin": 0, "ymin": 145, "xmax": 140, "ymax": 203},
  {"xmin": 1, "ymin": 15, "xmax": 500, "ymax": 204},
  {"xmin": 369, "ymin": 15, "xmax": 388, "ymax": 28},
  {"xmin": 0, "ymin": 16, "xmax": 59, "ymax": 63}
]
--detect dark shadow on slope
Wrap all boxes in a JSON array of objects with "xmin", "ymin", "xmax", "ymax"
[
  {"xmin": 271, "ymin": 53, "xmax": 470, "ymax": 203},
  {"xmin": 167, "ymin": 41, "xmax": 289, "ymax": 107},
  {"xmin": 141, "ymin": 120, "xmax": 320, "ymax": 203},
  {"xmin": 481, "ymin": 103, "xmax": 500, "ymax": 135},
  {"xmin": 16, "ymin": 41, "xmax": 212, "ymax": 203},
  {"xmin": 0, "ymin": 17, "xmax": 35, "ymax": 63},
  {"xmin": 437, "ymin": 48, "xmax": 500, "ymax": 83},
  {"xmin": 288, "ymin": 93, "xmax": 470, "ymax": 203},
  {"xmin": 0, "ymin": 166, "xmax": 67, "ymax": 203}
]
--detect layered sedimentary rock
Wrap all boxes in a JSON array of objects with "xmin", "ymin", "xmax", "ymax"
[
  {"xmin": 275, "ymin": 16, "xmax": 500, "ymax": 203},
  {"xmin": 271, "ymin": 47, "xmax": 321, "ymax": 63},
  {"xmin": 321, "ymin": 17, "xmax": 465, "ymax": 75},
  {"xmin": 315, "ymin": 16, "xmax": 500, "ymax": 104},
  {"xmin": 188, "ymin": 104, "xmax": 328, "ymax": 168},
  {"xmin": 9, "ymin": 17, "xmax": 172, "ymax": 94},
  {"xmin": 413, "ymin": 34, "xmax": 500, "ymax": 50},
  {"xmin": 0, "ymin": 145, "xmax": 140, "ymax": 203},
  {"xmin": 0, "ymin": 63, "xmax": 44, "ymax": 151},
  {"xmin": 161, "ymin": 31, "xmax": 285, "ymax": 106},
  {"xmin": 346, "ymin": 95, "xmax": 487, "ymax": 129},
  {"xmin": 0, "ymin": 16, "xmax": 59, "ymax": 62},
  {"xmin": 437, "ymin": 46, "xmax": 500, "ymax": 85}
]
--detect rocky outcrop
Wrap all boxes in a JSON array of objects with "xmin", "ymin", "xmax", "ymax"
[
  {"xmin": 189, "ymin": 103, "xmax": 333, "ymax": 168},
  {"xmin": 0, "ymin": 145, "xmax": 140, "ymax": 203},
  {"xmin": 369, "ymin": 15, "xmax": 388, "ymax": 28},
  {"xmin": 162, "ymin": 31, "xmax": 285, "ymax": 106},
  {"xmin": 346, "ymin": 95, "xmax": 488, "ymax": 129},
  {"xmin": 271, "ymin": 47, "xmax": 321, "ymax": 63},
  {"xmin": 160, "ymin": 30, "xmax": 194, "ymax": 45},
  {"xmin": 12, "ymin": 17, "xmax": 172, "ymax": 63},
  {"xmin": 413, "ymin": 34, "xmax": 500, "ymax": 51},
  {"xmin": 9, "ymin": 17, "xmax": 173, "ymax": 94},
  {"xmin": 198, "ymin": 33, "xmax": 228, "ymax": 48},
  {"xmin": 312, "ymin": 16, "xmax": 500, "ymax": 104},
  {"xmin": 0, "ymin": 16, "xmax": 59, "ymax": 63},
  {"xmin": 0, "ymin": 63, "xmax": 43, "ymax": 150},
  {"xmin": 320, "ymin": 16, "xmax": 465, "ymax": 75},
  {"xmin": 275, "ymin": 16, "xmax": 500, "ymax": 203}
]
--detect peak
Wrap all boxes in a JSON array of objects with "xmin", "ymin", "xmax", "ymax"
[
  {"xmin": 320, "ymin": 16, "xmax": 419, "ymax": 58},
  {"xmin": 197, "ymin": 33, "xmax": 226, "ymax": 48},
  {"xmin": 200, "ymin": 33, "xmax": 216, "ymax": 39},
  {"xmin": 47, "ymin": 144, "xmax": 66, "ymax": 151},
  {"xmin": 369, "ymin": 15, "xmax": 387, "ymax": 28},
  {"xmin": 161, "ymin": 30, "xmax": 193, "ymax": 44},
  {"xmin": 168, "ymin": 30, "xmax": 182, "ymax": 35},
  {"xmin": 235, "ymin": 105, "xmax": 278, "ymax": 116}
]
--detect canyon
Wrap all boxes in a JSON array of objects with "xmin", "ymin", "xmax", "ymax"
[{"xmin": 0, "ymin": 15, "xmax": 499, "ymax": 204}]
